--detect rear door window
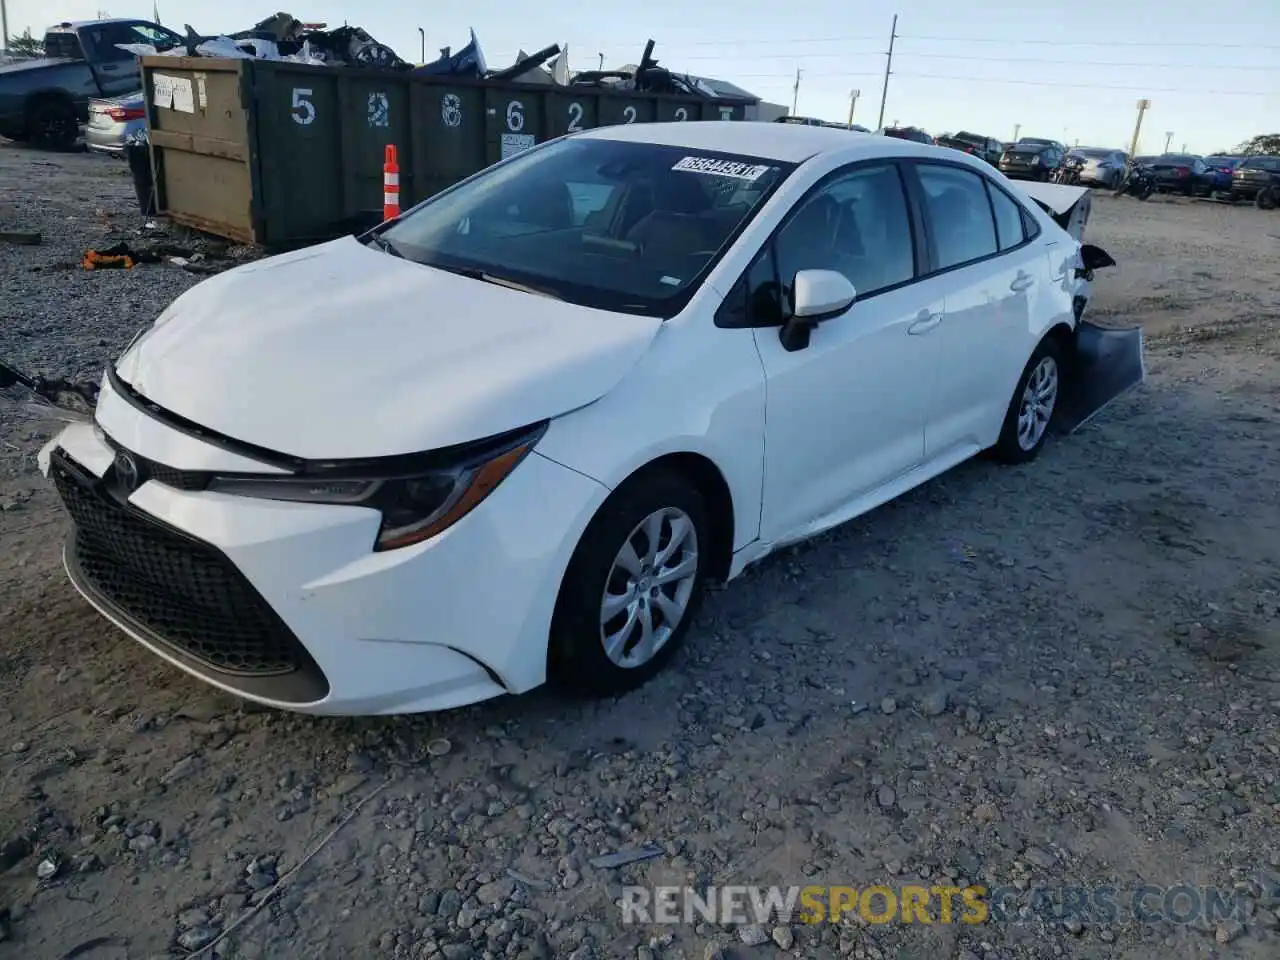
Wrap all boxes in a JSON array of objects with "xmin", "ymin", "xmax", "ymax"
[
  {"xmin": 915, "ymin": 164, "xmax": 998, "ymax": 271},
  {"xmin": 986, "ymin": 182, "xmax": 1027, "ymax": 252}
]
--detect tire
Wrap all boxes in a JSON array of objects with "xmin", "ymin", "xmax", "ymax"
[
  {"xmin": 1257, "ymin": 187, "xmax": 1278, "ymax": 211},
  {"xmin": 1136, "ymin": 182, "xmax": 1153, "ymax": 201},
  {"xmin": 548, "ymin": 466, "xmax": 710, "ymax": 696},
  {"xmin": 29, "ymin": 98, "xmax": 78, "ymax": 151},
  {"xmin": 992, "ymin": 337, "xmax": 1063, "ymax": 465}
]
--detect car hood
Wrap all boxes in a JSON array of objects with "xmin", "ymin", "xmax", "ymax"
[{"xmin": 112, "ymin": 236, "xmax": 663, "ymax": 460}]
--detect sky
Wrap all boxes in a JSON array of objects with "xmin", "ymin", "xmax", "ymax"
[{"xmin": 4, "ymin": 0, "xmax": 1277, "ymax": 154}]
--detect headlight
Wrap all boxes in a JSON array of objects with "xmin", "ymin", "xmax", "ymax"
[
  {"xmin": 207, "ymin": 422, "xmax": 547, "ymax": 551},
  {"xmin": 1031, "ymin": 155, "xmax": 1042, "ymax": 165}
]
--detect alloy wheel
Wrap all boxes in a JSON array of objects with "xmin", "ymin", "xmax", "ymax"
[
  {"xmin": 1017, "ymin": 356, "xmax": 1059, "ymax": 451},
  {"xmin": 599, "ymin": 507, "xmax": 699, "ymax": 669}
]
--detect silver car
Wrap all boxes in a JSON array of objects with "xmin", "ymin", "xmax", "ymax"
[
  {"xmin": 86, "ymin": 91, "xmax": 145, "ymax": 155},
  {"xmin": 1067, "ymin": 147, "xmax": 1128, "ymax": 189}
]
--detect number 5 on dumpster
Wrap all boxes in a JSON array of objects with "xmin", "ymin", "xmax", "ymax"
[{"xmin": 291, "ymin": 88, "xmax": 315, "ymax": 126}]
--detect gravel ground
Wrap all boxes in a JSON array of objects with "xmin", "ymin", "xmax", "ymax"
[{"xmin": 2, "ymin": 143, "xmax": 1280, "ymax": 960}]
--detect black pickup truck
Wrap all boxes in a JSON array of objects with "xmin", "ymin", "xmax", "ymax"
[{"xmin": 0, "ymin": 19, "xmax": 183, "ymax": 149}]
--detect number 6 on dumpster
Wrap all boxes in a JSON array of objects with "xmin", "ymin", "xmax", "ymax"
[
  {"xmin": 506, "ymin": 100, "xmax": 524, "ymax": 132},
  {"xmin": 291, "ymin": 88, "xmax": 315, "ymax": 125}
]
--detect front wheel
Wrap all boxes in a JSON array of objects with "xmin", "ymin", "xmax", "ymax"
[
  {"xmin": 992, "ymin": 338, "xmax": 1063, "ymax": 465},
  {"xmin": 548, "ymin": 467, "xmax": 710, "ymax": 696},
  {"xmin": 1257, "ymin": 187, "xmax": 1278, "ymax": 211}
]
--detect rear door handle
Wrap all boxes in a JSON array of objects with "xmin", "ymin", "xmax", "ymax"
[
  {"xmin": 1010, "ymin": 273, "xmax": 1035, "ymax": 292},
  {"xmin": 907, "ymin": 310, "xmax": 942, "ymax": 335}
]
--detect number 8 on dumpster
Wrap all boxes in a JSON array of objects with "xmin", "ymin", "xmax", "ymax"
[{"xmin": 291, "ymin": 88, "xmax": 315, "ymax": 126}]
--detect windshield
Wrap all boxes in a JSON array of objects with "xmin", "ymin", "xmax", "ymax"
[
  {"xmin": 1075, "ymin": 149, "xmax": 1113, "ymax": 159},
  {"xmin": 378, "ymin": 137, "xmax": 794, "ymax": 317},
  {"xmin": 1015, "ymin": 138, "xmax": 1053, "ymax": 147}
]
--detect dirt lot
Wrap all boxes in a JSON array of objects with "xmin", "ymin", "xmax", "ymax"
[{"xmin": 1, "ymin": 144, "xmax": 1279, "ymax": 960}]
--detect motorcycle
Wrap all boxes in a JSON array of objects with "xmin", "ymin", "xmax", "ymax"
[
  {"xmin": 1052, "ymin": 158, "xmax": 1083, "ymax": 186},
  {"xmin": 1114, "ymin": 161, "xmax": 1155, "ymax": 201}
]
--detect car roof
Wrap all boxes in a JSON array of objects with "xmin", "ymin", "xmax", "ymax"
[
  {"xmin": 53, "ymin": 18, "xmax": 139, "ymax": 29},
  {"xmin": 574, "ymin": 120, "xmax": 941, "ymax": 164}
]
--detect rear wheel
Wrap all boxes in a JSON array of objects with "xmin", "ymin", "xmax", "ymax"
[
  {"xmin": 29, "ymin": 98, "xmax": 78, "ymax": 151},
  {"xmin": 992, "ymin": 338, "xmax": 1063, "ymax": 465},
  {"xmin": 1257, "ymin": 187, "xmax": 1278, "ymax": 211},
  {"xmin": 548, "ymin": 467, "xmax": 710, "ymax": 696}
]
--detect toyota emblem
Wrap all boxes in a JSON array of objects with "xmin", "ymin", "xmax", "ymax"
[{"xmin": 114, "ymin": 451, "xmax": 140, "ymax": 492}]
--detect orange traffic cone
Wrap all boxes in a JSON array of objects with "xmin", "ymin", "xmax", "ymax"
[{"xmin": 383, "ymin": 145, "xmax": 400, "ymax": 221}]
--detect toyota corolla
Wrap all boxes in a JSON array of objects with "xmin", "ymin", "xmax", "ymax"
[{"xmin": 39, "ymin": 121, "xmax": 1137, "ymax": 716}]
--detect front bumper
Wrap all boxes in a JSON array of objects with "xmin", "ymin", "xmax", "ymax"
[
  {"xmin": 41, "ymin": 408, "xmax": 608, "ymax": 716},
  {"xmin": 1230, "ymin": 181, "xmax": 1270, "ymax": 199}
]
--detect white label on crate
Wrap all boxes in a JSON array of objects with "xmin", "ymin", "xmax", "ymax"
[
  {"xmin": 567, "ymin": 102, "xmax": 583, "ymax": 132},
  {"xmin": 501, "ymin": 133, "xmax": 535, "ymax": 159},
  {"xmin": 622, "ymin": 105, "xmax": 637, "ymax": 123},
  {"xmin": 195, "ymin": 74, "xmax": 208, "ymax": 110},
  {"xmin": 151, "ymin": 73, "xmax": 175, "ymax": 109},
  {"xmin": 170, "ymin": 77, "xmax": 195, "ymax": 114},
  {"xmin": 674, "ymin": 107, "xmax": 688, "ymax": 121},
  {"xmin": 671, "ymin": 156, "xmax": 770, "ymax": 180}
]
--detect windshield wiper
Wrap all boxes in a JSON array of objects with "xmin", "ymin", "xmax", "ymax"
[
  {"xmin": 476, "ymin": 272, "xmax": 563, "ymax": 300},
  {"xmin": 364, "ymin": 233, "xmax": 404, "ymax": 259},
  {"xmin": 426, "ymin": 262, "xmax": 562, "ymax": 300}
]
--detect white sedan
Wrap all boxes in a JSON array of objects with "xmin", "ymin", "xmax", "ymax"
[{"xmin": 40, "ymin": 121, "xmax": 1124, "ymax": 716}]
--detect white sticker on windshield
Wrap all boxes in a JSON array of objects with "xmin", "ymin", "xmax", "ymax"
[
  {"xmin": 672, "ymin": 156, "xmax": 771, "ymax": 181},
  {"xmin": 659, "ymin": 276, "xmax": 681, "ymax": 286}
]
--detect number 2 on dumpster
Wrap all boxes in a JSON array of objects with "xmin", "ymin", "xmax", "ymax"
[{"xmin": 291, "ymin": 88, "xmax": 315, "ymax": 125}]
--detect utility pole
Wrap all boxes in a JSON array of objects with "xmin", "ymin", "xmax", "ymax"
[
  {"xmin": 791, "ymin": 68, "xmax": 802, "ymax": 115},
  {"xmin": 846, "ymin": 88, "xmax": 861, "ymax": 128},
  {"xmin": 1180, "ymin": 142, "xmax": 1187, "ymax": 152},
  {"xmin": 875, "ymin": 14, "xmax": 898, "ymax": 131},
  {"xmin": 0, "ymin": 0, "xmax": 8, "ymax": 57},
  {"xmin": 597, "ymin": 52, "xmax": 604, "ymax": 70},
  {"xmin": 418, "ymin": 27, "xmax": 425, "ymax": 64},
  {"xmin": 1128, "ymin": 98, "xmax": 1150, "ymax": 161},
  {"xmin": 1012, "ymin": 123, "xmax": 1021, "ymax": 141},
  {"xmin": 1163, "ymin": 130, "xmax": 1173, "ymax": 152}
]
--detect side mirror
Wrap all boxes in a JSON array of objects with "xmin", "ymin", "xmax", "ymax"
[{"xmin": 780, "ymin": 270, "xmax": 856, "ymax": 352}]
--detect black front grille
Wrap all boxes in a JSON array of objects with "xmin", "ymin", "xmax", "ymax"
[{"xmin": 51, "ymin": 450, "xmax": 323, "ymax": 689}]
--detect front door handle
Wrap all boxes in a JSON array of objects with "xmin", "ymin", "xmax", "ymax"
[
  {"xmin": 907, "ymin": 310, "xmax": 942, "ymax": 336},
  {"xmin": 1010, "ymin": 272, "xmax": 1035, "ymax": 292},
  {"xmin": 99, "ymin": 63, "xmax": 119, "ymax": 72}
]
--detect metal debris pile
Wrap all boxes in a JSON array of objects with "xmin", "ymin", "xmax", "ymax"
[{"xmin": 111, "ymin": 12, "xmax": 755, "ymax": 101}]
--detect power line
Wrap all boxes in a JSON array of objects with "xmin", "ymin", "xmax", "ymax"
[
  {"xmin": 887, "ymin": 72, "xmax": 1273, "ymax": 96},
  {"xmin": 898, "ymin": 34, "xmax": 1280, "ymax": 49},
  {"xmin": 893, "ymin": 51, "xmax": 1280, "ymax": 70},
  {"xmin": 505, "ymin": 33, "xmax": 1280, "ymax": 55}
]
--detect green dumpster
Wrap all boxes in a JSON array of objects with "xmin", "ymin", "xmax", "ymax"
[{"xmin": 140, "ymin": 56, "xmax": 752, "ymax": 248}]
